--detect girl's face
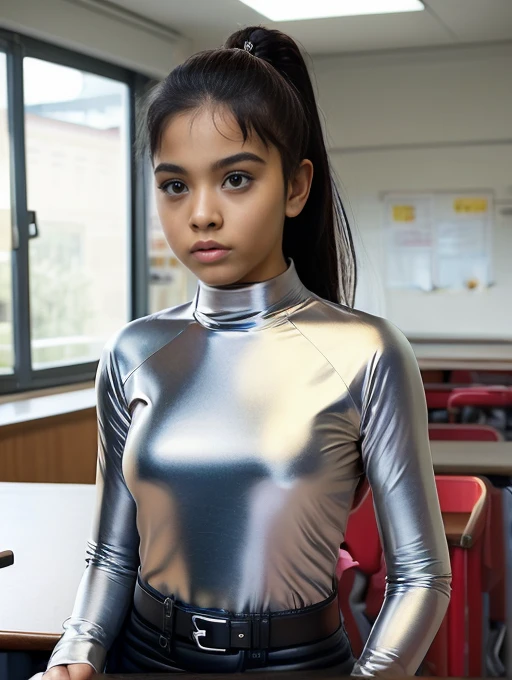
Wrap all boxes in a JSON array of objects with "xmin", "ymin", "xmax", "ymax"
[{"xmin": 153, "ymin": 105, "xmax": 313, "ymax": 286}]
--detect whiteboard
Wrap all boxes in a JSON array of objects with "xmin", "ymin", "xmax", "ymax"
[{"xmin": 330, "ymin": 143, "xmax": 512, "ymax": 341}]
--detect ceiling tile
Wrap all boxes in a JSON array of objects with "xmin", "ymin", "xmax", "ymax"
[
  {"xmin": 106, "ymin": 0, "xmax": 511, "ymax": 54},
  {"xmin": 424, "ymin": 0, "xmax": 512, "ymax": 43},
  {"xmin": 274, "ymin": 11, "xmax": 453, "ymax": 54}
]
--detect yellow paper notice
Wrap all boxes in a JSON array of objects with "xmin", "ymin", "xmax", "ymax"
[
  {"xmin": 392, "ymin": 205, "xmax": 415, "ymax": 222},
  {"xmin": 453, "ymin": 197, "xmax": 488, "ymax": 214}
]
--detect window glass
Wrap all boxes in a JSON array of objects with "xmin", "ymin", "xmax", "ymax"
[
  {"xmin": 23, "ymin": 57, "xmax": 130, "ymax": 369},
  {"xmin": 0, "ymin": 52, "xmax": 14, "ymax": 375}
]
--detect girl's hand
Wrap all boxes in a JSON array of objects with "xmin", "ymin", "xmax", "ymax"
[{"xmin": 31, "ymin": 663, "xmax": 96, "ymax": 680}]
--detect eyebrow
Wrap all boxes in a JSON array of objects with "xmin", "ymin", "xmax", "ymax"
[{"xmin": 153, "ymin": 152, "xmax": 266, "ymax": 175}]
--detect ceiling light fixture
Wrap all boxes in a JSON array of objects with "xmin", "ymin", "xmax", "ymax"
[{"xmin": 238, "ymin": 0, "xmax": 424, "ymax": 22}]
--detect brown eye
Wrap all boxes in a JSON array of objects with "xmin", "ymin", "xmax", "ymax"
[
  {"xmin": 224, "ymin": 173, "xmax": 251, "ymax": 189},
  {"xmin": 160, "ymin": 180, "xmax": 187, "ymax": 196}
]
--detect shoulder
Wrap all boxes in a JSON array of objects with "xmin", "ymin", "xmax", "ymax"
[
  {"xmin": 100, "ymin": 300, "xmax": 195, "ymax": 384},
  {"xmin": 288, "ymin": 294, "xmax": 419, "ymax": 415},
  {"xmin": 289, "ymin": 294, "xmax": 412, "ymax": 371}
]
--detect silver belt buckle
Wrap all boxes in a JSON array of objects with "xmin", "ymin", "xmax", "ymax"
[{"xmin": 191, "ymin": 614, "xmax": 229, "ymax": 652}]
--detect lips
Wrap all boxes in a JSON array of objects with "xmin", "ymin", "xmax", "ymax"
[
  {"xmin": 191, "ymin": 248, "xmax": 231, "ymax": 263},
  {"xmin": 191, "ymin": 240, "xmax": 230, "ymax": 253}
]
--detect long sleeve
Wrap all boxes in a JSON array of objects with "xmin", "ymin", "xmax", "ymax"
[
  {"xmin": 350, "ymin": 321, "xmax": 451, "ymax": 677},
  {"xmin": 46, "ymin": 336, "xmax": 140, "ymax": 673}
]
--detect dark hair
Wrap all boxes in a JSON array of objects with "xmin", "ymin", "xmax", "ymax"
[{"xmin": 138, "ymin": 25, "xmax": 357, "ymax": 306}]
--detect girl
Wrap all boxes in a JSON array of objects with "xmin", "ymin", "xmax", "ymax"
[{"xmin": 42, "ymin": 25, "xmax": 451, "ymax": 679}]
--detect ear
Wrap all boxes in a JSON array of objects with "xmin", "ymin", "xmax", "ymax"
[{"xmin": 285, "ymin": 159, "xmax": 314, "ymax": 218}]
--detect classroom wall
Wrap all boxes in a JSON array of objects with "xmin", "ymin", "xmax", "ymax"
[{"xmin": 312, "ymin": 43, "xmax": 512, "ymax": 339}]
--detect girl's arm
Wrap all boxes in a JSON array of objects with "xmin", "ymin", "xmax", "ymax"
[
  {"xmin": 351, "ymin": 321, "xmax": 451, "ymax": 677},
  {"xmin": 45, "ymin": 336, "xmax": 139, "ymax": 674}
]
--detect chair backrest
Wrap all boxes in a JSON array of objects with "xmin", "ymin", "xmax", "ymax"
[
  {"xmin": 448, "ymin": 387, "xmax": 512, "ymax": 410},
  {"xmin": 428, "ymin": 423, "xmax": 503, "ymax": 442},
  {"xmin": 345, "ymin": 475, "xmax": 488, "ymax": 573},
  {"xmin": 342, "ymin": 475, "xmax": 492, "ymax": 678},
  {"xmin": 435, "ymin": 475, "xmax": 486, "ymax": 514},
  {"xmin": 344, "ymin": 489, "xmax": 382, "ymax": 575}
]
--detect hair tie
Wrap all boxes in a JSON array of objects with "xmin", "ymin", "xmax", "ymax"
[{"xmin": 243, "ymin": 41, "xmax": 254, "ymax": 54}]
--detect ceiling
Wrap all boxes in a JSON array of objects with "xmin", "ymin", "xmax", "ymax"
[{"xmin": 104, "ymin": 0, "xmax": 512, "ymax": 56}]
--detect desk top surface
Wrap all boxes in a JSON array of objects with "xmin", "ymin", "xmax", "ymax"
[
  {"xmin": 412, "ymin": 340, "xmax": 512, "ymax": 371},
  {"xmin": 430, "ymin": 440, "xmax": 512, "ymax": 475}
]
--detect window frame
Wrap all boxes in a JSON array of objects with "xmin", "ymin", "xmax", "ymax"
[{"xmin": 0, "ymin": 27, "xmax": 151, "ymax": 395}]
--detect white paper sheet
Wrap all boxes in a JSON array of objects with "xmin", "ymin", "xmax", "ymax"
[
  {"xmin": 383, "ymin": 194, "xmax": 434, "ymax": 291},
  {"xmin": 383, "ymin": 192, "xmax": 493, "ymax": 291},
  {"xmin": 433, "ymin": 194, "xmax": 493, "ymax": 291}
]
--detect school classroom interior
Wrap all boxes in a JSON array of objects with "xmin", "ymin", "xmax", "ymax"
[{"xmin": 0, "ymin": 1, "xmax": 512, "ymax": 678}]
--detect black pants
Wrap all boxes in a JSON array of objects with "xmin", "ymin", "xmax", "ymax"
[{"xmin": 105, "ymin": 577, "xmax": 356, "ymax": 674}]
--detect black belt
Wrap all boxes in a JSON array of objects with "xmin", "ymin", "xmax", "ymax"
[{"xmin": 133, "ymin": 576, "xmax": 341, "ymax": 654}]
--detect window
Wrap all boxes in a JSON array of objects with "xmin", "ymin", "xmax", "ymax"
[
  {"xmin": 24, "ymin": 58, "xmax": 130, "ymax": 369},
  {"xmin": 0, "ymin": 52, "xmax": 13, "ymax": 376},
  {"xmin": 0, "ymin": 30, "xmax": 148, "ymax": 394}
]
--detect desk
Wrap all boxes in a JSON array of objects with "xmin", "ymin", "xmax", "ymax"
[
  {"xmin": 412, "ymin": 340, "xmax": 512, "ymax": 371},
  {"xmin": 430, "ymin": 440, "xmax": 512, "ymax": 475},
  {"xmin": 0, "ymin": 482, "xmax": 95, "ymax": 650}
]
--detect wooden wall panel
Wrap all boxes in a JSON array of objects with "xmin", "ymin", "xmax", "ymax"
[{"xmin": 0, "ymin": 409, "xmax": 97, "ymax": 483}]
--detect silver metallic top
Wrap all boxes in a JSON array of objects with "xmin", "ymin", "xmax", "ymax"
[{"xmin": 46, "ymin": 257, "xmax": 451, "ymax": 676}]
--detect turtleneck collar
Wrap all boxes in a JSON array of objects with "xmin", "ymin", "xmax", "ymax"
[{"xmin": 192, "ymin": 257, "xmax": 311, "ymax": 331}]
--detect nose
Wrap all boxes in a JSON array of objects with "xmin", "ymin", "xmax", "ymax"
[{"xmin": 189, "ymin": 187, "xmax": 222, "ymax": 230}]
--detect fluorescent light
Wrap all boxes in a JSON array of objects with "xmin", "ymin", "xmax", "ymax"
[{"xmin": 238, "ymin": 0, "xmax": 424, "ymax": 21}]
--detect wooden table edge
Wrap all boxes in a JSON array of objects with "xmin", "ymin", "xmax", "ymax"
[{"xmin": 0, "ymin": 630, "xmax": 59, "ymax": 651}]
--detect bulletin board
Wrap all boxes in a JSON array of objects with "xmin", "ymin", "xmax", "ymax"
[{"xmin": 383, "ymin": 191, "xmax": 493, "ymax": 293}]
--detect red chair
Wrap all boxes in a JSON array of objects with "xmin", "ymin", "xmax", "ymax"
[
  {"xmin": 340, "ymin": 475, "xmax": 493, "ymax": 677},
  {"xmin": 429, "ymin": 423, "xmax": 503, "ymax": 442},
  {"xmin": 426, "ymin": 389, "xmax": 453, "ymax": 410},
  {"xmin": 447, "ymin": 387, "xmax": 512, "ymax": 423},
  {"xmin": 429, "ymin": 424, "xmax": 506, "ymax": 675},
  {"xmin": 338, "ymin": 487, "xmax": 382, "ymax": 657},
  {"xmin": 340, "ymin": 508, "xmax": 449, "ymax": 677},
  {"xmin": 436, "ymin": 475, "xmax": 490, "ymax": 677},
  {"xmin": 360, "ymin": 477, "xmax": 491, "ymax": 678}
]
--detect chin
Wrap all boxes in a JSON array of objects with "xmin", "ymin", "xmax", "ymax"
[{"xmin": 192, "ymin": 262, "xmax": 243, "ymax": 287}]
